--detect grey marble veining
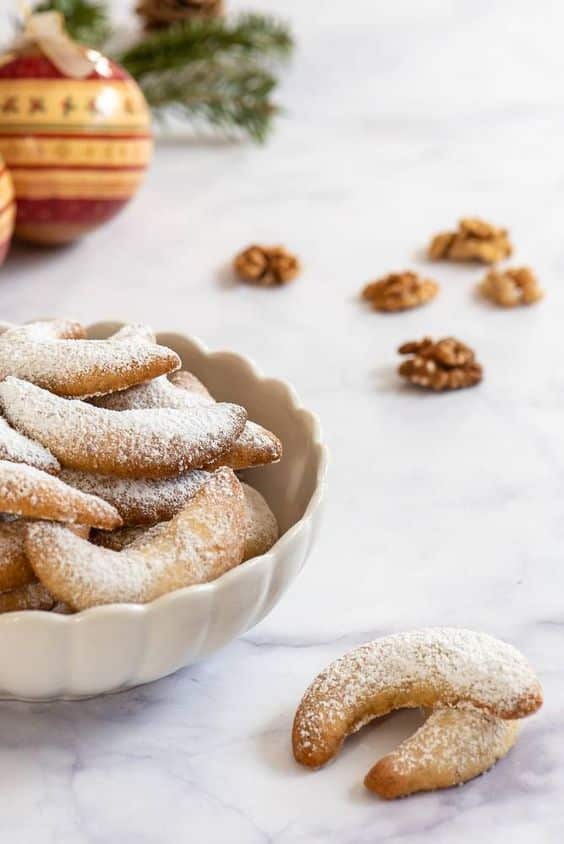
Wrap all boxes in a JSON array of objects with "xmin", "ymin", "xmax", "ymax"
[{"xmin": 0, "ymin": 0, "xmax": 562, "ymax": 840}]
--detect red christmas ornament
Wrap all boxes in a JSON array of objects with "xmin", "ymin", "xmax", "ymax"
[{"xmin": 0, "ymin": 13, "xmax": 152, "ymax": 245}]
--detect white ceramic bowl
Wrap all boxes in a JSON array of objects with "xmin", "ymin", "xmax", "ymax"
[{"xmin": 0, "ymin": 323, "xmax": 327, "ymax": 700}]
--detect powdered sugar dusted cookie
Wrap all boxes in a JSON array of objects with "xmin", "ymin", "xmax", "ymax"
[
  {"xmin": 0, "ymin": 520, "xmax": 90, "ymax": 592},
  {"xmin": 0, "ymin": 460, "xmax": 122, "ymax": 529},
  {"xmin": 92, "ymin": 371, "xmax": 282, "ymax": 470},
  {"xmin": 90, "ymin": 374, "xmax": 210, "ymax": 411},
  {"xmin": 292, "ymin": 628, "xmax": 543, "ymax": 769},
  {"xmin": 0, "ymin": 378, "xmax": 247, "ymax": 479},
  {"xmin": 0, "ymin": 337, "xmax": 180, "ymax": 397},
  {"xmin": 60, "ymin": 468, "xmax": 210, "ymax": 525},
  {"xmin": 0, "ymin": 416, "xmax": 60, "ymax": 474},
  {"xmin": 109, "ymin": 323, "xmax": 156, "ymax": 344},
  {"xmin": 242, "ymin": 483, "xmax": 279, "ymax": 560},
  {"xmin": 0, "ymin": 582, "xmax": 55, "ymax": 613},
  {"xmin": 364, "ymin": 706, "xmax": 520, "ymax": 799},
  {"xmin": 25, "ymin": 468, "xmax": 246, "ymax": 610},
  {"xmin": 1, "ymin": 319, "xmax": 87, "ymax": 341}
]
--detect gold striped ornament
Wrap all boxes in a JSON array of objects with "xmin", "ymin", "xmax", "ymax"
[{"xmin": 0, "ymin": 12, "xmax": 152, "ymax": 245}]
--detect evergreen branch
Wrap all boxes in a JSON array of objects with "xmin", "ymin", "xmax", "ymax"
[
  {"xmin": 118, "ymin": 13, "xmax": 293, "ymax": 79},
  {"xmin": 139, "ymin": 58, "xmax": 279, "ymax": 143},
  {"xmin": 33, "ymin": 0, "xmax": 111, "ymax": 48}
]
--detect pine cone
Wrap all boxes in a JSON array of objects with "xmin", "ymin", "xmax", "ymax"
[
  {"xmin": 428, "ymin": 217, "xmax": 512, "ymax": 264},
  {"xmin": 362, "ymin": 271, "xmax": 438, "ymax": 312},
  {"xmin": 137, "ymin": 0, "xmax": 225, "ymax": 29},
  {"xmin": 233, "ymin": 245, "xmax": 301, "ymax": 287},
  {"xmin": 398, "ymin": 337, "xmax": 483, "ymax": 391}
]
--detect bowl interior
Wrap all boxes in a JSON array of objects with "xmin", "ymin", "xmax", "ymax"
[{"xmin": 88, "ymin": 323, "xmax": 323, "ymax": 536}]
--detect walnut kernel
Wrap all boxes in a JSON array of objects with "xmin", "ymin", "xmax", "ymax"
[
  {"xmin": 234, "ymin": 245, "xmax": 301, "ymax": 287},
  {"xmin": 428, "ymin": 218, "xmax": 512, "ymax": 264},
  {"xmin": 480, "ymin": 266, "xmax": 543, "ymax": 307},
  {"xmin": 398, "ymin": 336, "xmax": 483, "ymax": 392},
  {"xmin": 362, "ymin": 271, "xmax": 439, "ymax": 312}
]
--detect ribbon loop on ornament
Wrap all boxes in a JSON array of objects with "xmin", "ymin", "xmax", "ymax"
[{"xmin": 14, "ymin": 10, "xmax": 104, "ymax": 79}]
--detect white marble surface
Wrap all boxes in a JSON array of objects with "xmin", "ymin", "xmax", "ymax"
[{"xmin": 0, "ymin": 0, "xmax": 562, "ymax": 840}]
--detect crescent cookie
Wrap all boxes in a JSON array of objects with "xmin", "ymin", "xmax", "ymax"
[
  {"xmin": 0, "ymin": 378, "xmax": 247, "ymax": 479},
  {"xmin": 24, "ymin": 468, "xmax": 247, "ymax": 610},
  {"xmin": 292, "ymin": 628, "xmax": 543, "ymax": 769},
  {"xmin": 1, "ymin": 319, "xmax": 87, "ymax": 341},
  {"xmin": 90, "ymin": 374, "xmax": 211, "ymax": 411},
  {"xmin": 109, "ymin": 323, "xmax": 157, "ymax": 343},
  {"xmin": 59, "ymin": 468, "xmax": 211, "ymax": 525},
  {"xmin": 241, "ymin": 483, "xmax": 279, "ymax": 560},
  {"xmin": 0, "ymin": 460, "xmax": 122, "ymax": 529},
  {"xmin": 93, "ymin": 371, "xmax": 282, "ymax": 470},
  {"xmin": 0, "ymin": 582, "xmax": 55, "ymax": 613},
  {"xmin": 0, "ymin": 416, "xmax": 60, "ymax": 474},
  {"xmin": 364, "ymin": 706, "xmax": 520, "ymax": 799},
  {"xmin": 0, "ymin": 337, "xmax": 180, "ymax": 398},
  {"xmin": 0, "ymin": 521, "xmax": 90, "ymax": 592}
]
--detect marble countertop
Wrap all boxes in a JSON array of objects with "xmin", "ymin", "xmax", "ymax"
[{"xmin": 0, "ymin": 0, "xmax": 562, "ymax": 840}]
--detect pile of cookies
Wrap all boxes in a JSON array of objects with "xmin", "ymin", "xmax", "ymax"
[{"xmin": 0, "ymin": 319, "xmax": 282, "ymax": 614}]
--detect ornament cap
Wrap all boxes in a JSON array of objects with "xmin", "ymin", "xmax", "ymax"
[{"xmin": 12, "ymin": 9, "xmax": 107, "ymax": 79}]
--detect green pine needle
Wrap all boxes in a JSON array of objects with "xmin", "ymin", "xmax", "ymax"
[
  {"xmin": 33, "ymin": 0, "xmax": 111, "ymax": 48},
  {"xmin": 118, "ymin": 13, "xmax": 294, "ymax": 79},
  {"xmin": 140, "ymin": 58, "xmax": 279, "ymax": 143}
]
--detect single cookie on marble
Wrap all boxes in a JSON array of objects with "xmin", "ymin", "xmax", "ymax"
[
  {"xmin": 0, "ymin": 377, "xmax": 247, "ymax": 479},
  {"xmin": 364, "ymin": 706, "xmax": 520, "ymax": 799},
  {"xmin": 293, "ymin": 628, "xmax": 543, "ymax": 769},
  {"xmin": 25, "ymin": 468, "xmax": 247, "ymax": 610},
  {"xmin": 241, "ymin": 483, "xmax": 279, "ymax": 560},
  {"xmin": 0, "ymin": 415, "xmax": 60, "ymax": 475},
  {"xmin": 0, "ymin": 582, "xmax": 55, "ymax": 613},
  {"xmin": 0, "ymin": 460, "xmax": 122, "ymax": 529},
  {"xmin": 0, "ymin": 334, "xmax": 180, "ymax": 397}
]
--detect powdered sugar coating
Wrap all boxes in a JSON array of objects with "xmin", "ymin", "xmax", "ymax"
[
  {"xmin": 293, "ymin": 628, "xmax": 543, "ymax": 768},
  {"xmin": 0, "ymin": 415, "xmax": 60, "ymax": 474},
  {"xmin": 0, "ymin": 460, "xmax": 122, "ymax": 529},
  {"xmin": 109, "ymin": 323, "xmax": 156, "ymax": 343},
  {"xmin": 365, "ymin": 706, "xmax": 520, "ymax": 798},
  {"xmin": 25, "ymin": 468, "xmax": 246, "ymax": 609},
  {"xmin": 0, "ymin": 378, "xmax": 247, "ymax": 479},
  {"xmin": 0, "ymin": 338, "xmax": 180, "ymax": 397},
  {"xmin": 60, "ymin": 468, "xmax": 210, "ymax": 525},
  {"xmin": 1, "ymin": 319, "xmax": 86, "ymax": 341},
  {"xmin": 241, "ymin": 483, "xmax": 279, "ymax": 560},
  {"xmin": 207, "ymin": 420, "xmax": 282, "ymax": 470},
  {"xmin": 90, "ymin": 374, "xmax": 210, "ymax": 411}
]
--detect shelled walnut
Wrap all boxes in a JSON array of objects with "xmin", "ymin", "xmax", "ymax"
[
  {"xmin": 361, "ymin": 271, "xmax": 438, "ymax": 312},
  {"xmin": 428, "ymin": 218, "xmax": 512, "ymax": 264},
  {"xmin": 480, "ymin": 266, "xmax": 543, "ymax": 307},
  {"xmin": 234, "ymin": 245, "xmax": 301, "ymax": 287},
  {"xmin": 398, "ymin": 337, "xmax": 483, "ymax": 392}
]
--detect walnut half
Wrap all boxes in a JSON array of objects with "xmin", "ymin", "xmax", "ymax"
[
  {"xmin": 398, "ymin": 337, "xmax": 483, "ymax": 392},
  {"xmin": 428, "ymin": 218, "xmax": 512, "ymax": 264},
  {"xmin": 480, "ymin": 266, "xmax": 543, "ymax": 307},
  {"xmin": 234, "ymin": 245, "xmax": 301, "ymax": 287},
  {"xmin": 362, "ymin": 271, "xmax": 439, "ymax": 312}
]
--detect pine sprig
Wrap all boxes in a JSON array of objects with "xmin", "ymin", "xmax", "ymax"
[
  {"xmin": 34, "ymin": 0, "xmax": 111, "ymax": 48},
  {"xmin": 140, "ymin": 59, "xmax": 278, "ymax": 142},
  {"xmin": 31, "ymin": 3, "xmax": 294, "ymax": 142},
  {"xmin": 117, "ymin": 14, "xmax": 293, "ymax": 79}
]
